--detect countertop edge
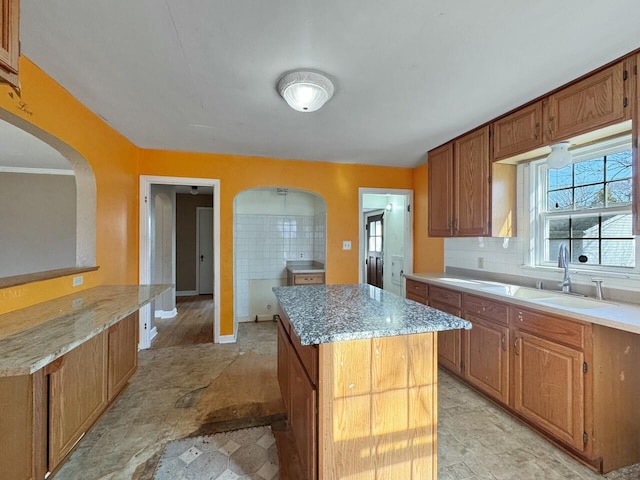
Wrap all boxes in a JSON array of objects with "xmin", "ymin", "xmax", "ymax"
[{"xmin": 404, "ymin": 273, "xmax": 640, "ymax": 335}]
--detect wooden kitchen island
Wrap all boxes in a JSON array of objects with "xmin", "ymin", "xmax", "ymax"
[{"xmin": 274, "ymin": 284, "xmax": 471, "ymax": 480}]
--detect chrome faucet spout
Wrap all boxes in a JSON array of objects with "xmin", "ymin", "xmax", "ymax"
[{"xmin": 557, "ymin": 242, "xmax": 571, "ymax": 293}]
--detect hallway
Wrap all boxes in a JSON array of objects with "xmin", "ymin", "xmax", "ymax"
[{"xmin": 152, "ymin": 296, "xmax": 214, "ymax": 349}]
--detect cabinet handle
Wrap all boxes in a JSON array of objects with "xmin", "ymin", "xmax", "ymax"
[
  {"xmin": 454, "ymin": 218, "xmax": 459, "ymax": 231},
  {"xmin": 548, "ymin": 116, "xmax": 554, "ymax": 136},
  {"xmin": 514, "ymin": 337, "xmax": 520, "ymax": 355},
  {"xmin": 534, "ymin": 123, "xmax": 540, "ymax": 139},
  {"xmin": 501, "ymin": 333, "xmax": 506, "ymax": 351}
]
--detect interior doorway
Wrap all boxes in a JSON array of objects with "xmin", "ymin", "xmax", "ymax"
[
  {"xmin": 359, "ymin": 188, "xmax": 413, "ymax": 296},
  {"xmin": 365, "ymin": 213, "xmax": 384, "ymax": 288},
  {"xmin": 197, "ymin": 207, "xmax": 214, "ymax": 295},
  {"xmin": 139, "ymin": 176, "xmax": 221, "ymax": 349}
]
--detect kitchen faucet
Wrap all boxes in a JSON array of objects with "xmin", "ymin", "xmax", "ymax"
[{"xmin": 557, "ymin": 242, "xmax": 571, "ymax": 293}]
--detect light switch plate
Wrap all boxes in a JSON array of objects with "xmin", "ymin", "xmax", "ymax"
[{"xmin": 342, "ymin": 240, "xmax": 351, "ymax": 250}]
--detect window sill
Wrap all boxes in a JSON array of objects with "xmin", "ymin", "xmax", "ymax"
[{"xmin": 0, "ymin": 266, "xmax": 100, "ymax": 290}]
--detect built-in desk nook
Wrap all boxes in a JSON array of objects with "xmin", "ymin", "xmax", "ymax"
[{"xmin": 0, "ymin": 284, "xmax": 170, "ymax": 480}]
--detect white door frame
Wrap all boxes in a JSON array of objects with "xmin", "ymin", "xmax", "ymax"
[
  {"xmin": 196, "ymin": 206, "xmax": 214, "ymax": 295},
  {"xmin": 358, "ymin": 188, "xmax": 414, "ymax": 293},
  {"xmin": 139, "ymin": 175, "xmax": 221, "ymax": 349}
]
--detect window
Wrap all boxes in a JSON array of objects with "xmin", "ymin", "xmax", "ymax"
[{"xmin": 536, "ymin": 135, "xmax": 635, "ymax": 270}]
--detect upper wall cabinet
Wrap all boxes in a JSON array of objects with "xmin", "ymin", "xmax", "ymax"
[
  {"xmin": 427, "ymin": 143, "xmax": 454, "ymax": 236},
  {"xmin": 543, "ymin": 61, "xmax": 630, "ymax": 143},
  {"xmin": 0, "ymin": 0, "xmax": 19, "ymax": 88},
  {"xmin": 454, "ymin": 126, "xmax": 491, "ymax": 236},
  {"xmin": 493, "ymin": 102, "xmax": 543, "ymax": 161}
]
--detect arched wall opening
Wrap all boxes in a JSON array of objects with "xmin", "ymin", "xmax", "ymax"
[
  {"xmin": 233, "ymin": 187, "xmax": 327, "ymax": 327},
  {"xmin": 0, "ymin": 109, "xmax": 96, "ymax": 279}
]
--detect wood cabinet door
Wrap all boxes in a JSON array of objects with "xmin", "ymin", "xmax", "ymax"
[
  {"xmin": 431, "ymin": 299, "xmax": 462, "ymax": 374},
  {"xmin": 107, "ymin": 313, "xmax": 138, "ymax": 402},
  {"xmin": 492, "ymin": 102, "xmax": 543, "ymax": 160},
  {"xmin": 428, "ymin": 143, "xmax": 454, "ymax": 236},
  {"xmin": 277, "ymin": 319, "xmax": 290, "ymax": 411},
  {"xmin": 0, "ymin": 0, "xmax": 19, "ymax": 84},
  {"xmin": 464, "ymin": 313, "xmax": 509, "ymax": 404},
  {"xmin": 454, "ymin": 126, "xmax": 490, "ymax": 236},
  {"xmin": 289, "ymin": 348, "xmax": 317, "ymax": 480},
  {"xmin": 49, "ymin": 332, "xmax": 108, "ymax": 470},
  {"xmin": 544, "ymin": 61, "xmax": 629, "ymax": 143},
  {"xmin": 513, "ymin": 331, "xmax": 585, "ymax": 452}
]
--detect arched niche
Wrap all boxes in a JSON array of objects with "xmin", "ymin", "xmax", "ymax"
[
  {"xmin": 232, "ymin": 187, "xmax": 327, "ymax": 322},
  {"xmin": 0, "ymin": 109, "xmax": 96, "ymax": 279}
]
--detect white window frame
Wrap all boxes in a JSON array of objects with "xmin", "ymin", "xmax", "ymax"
[{"xmin": 532, "ymin": 134, "xmax": 638, "ymax": 274}]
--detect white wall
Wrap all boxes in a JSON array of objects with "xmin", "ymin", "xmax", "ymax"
[
  {"xmin": 234, "ymin": 189, "xmax": 327, "ymax": 320},
  {"xmin": 0, "ymin": 172, "xmax": 77, "ymax": 277}
]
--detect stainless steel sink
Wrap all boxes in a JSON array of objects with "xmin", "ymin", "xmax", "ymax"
[
  {"xmin": 533, "ymin": 295, "xmax": 616, "ymax": 310},
  {"xmin": 481, "ymin": 285, "xmax": 554, "ymax": 299}
]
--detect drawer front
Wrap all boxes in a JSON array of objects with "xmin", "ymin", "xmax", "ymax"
[
  {"xmin": 429, "ymin": 300, "xmax": 461, "ymax": 318},
  {"xmin": 293, "ymin": 273, "xmax": 325, "ymax": 285},
  {"xmin": 511, "ymin": 308, "xmax": 586, "ymax": 350},
  {"xmin": 406, "ymin": 292, "xmax": 427, "ymax": 305},
  {"xmin": 430, "ymin": 286, "xmax": 462, "ymax": 309},
  {"xmin": 290, "ymin": 327, "xmax": 318, "ymax": 386},
  {"xmin": 464, "ymin": 294, "xmax": 509, "ymax": 326},
  {"xmin": 406, "ymin": 279, "xmax": 428, "ymax": 300}
]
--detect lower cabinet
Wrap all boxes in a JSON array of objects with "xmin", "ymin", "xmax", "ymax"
[
  {"xmin": 464, "ymin": 313, "xmax": 509, "ymax": 404},
  {"xmin": 513, "ymin": 330, "xmax": 585, "ymax": 451},
  {"xmin": 0, "ymin": 312, "xmax": 139, "ymax": 478},
  {"xmin": 277, "ymin": 317, "xmax": 317, "ymax": 480},
  {"xmin": 48, "ymin": 332, "xmax": 109, "ymax": 469},
  {"xmin": 407, "ymin": 278, "xmax": 640, "ymax": 474}
]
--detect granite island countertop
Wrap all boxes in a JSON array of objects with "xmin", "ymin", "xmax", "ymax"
[
  {"xmin": 0, "ymin": 284, "xmax": 171, "ymax": 376},
  {"xmin": 273, "ymin": 283, "xmax": 471, "ymax": 345}
]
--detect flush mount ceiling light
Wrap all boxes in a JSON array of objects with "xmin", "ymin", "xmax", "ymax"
[
  {"xmin": 191, "ymin": 186, "xmax": 199, "ymax": 196},
  {"xmin": 277, "ymin": 70, "xmax": 335, "ymax": 112},
  {"xmin": 546, "ymin": 141, "xmax": 573, "ymax": 169}
]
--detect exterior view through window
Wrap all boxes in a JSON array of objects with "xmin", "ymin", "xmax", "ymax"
[{"xmin": 537, "ymin": 135, "xmax": 635, "ymax": 269}]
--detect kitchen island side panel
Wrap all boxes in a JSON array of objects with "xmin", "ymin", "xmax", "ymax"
[{"xmin": 318, "ymin": 332, "xmax": 438, "ymax": 480}]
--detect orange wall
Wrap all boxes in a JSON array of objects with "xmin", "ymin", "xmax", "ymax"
[
  {"xmin": 413, "ymin": 163, "xmax": 444, "ymax": 273},
  {"xmin": 0, "ymin": 56, "xmax": 445, "ymax": 335},
  {"xmin": 0, "ymin": 57, "xmax": 139, "ymax": 314},
  {"xmin": 139, "ymin": 150, "xmax": 417, "ymax": 335}
]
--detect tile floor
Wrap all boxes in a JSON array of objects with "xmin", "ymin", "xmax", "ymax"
[
  {"xmin": 438, "ymin": 370, "xmax": 640, "ymax": 480},
  {"xmin": 53, "ymin": 319, "xmax": 640, "ymax": 479},
  {"xmin": 154, "ymin": 426, "xmax": 279, "ymax": 480}
]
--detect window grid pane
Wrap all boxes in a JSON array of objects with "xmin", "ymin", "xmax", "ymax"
[{"xmin": 543, "ymin": 148, "xmax": 634, "ymax": 268}]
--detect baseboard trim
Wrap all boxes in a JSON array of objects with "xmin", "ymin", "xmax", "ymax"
[
  {"xmin": 149, "ymin": 326, "xmax": 158, "ymax": 343},
  {"xmin": 154, "ymin": 308, "xmax": 178, "ymax": 319},
  {"xmin": 176, "ymin": 290, "xmax": 197, "ymax": 297},
  {"xmin": 218, "ymin": 332, "xmax": 237, "ymax": 344}
]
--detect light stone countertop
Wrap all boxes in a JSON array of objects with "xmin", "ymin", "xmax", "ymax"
[
  {"xmin": 405, "ymin": 273, "xmax": 640, "ymax": 335},
  {"xmin": 0, "ymin": 284, "xmax": 171, "ymax": 377},
  {"xmin": 273, "ymin": 283, "xmax": 471, "ymax": 345}
]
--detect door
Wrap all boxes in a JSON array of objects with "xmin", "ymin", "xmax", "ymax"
[
  {"xmin": 492, "ymin": 101, "xmax": 543, "ymax": 160},
  {"xmin": 428, "ymin": 143, "xmax": 454, "ymax": 236},
  {"xmin": 366, "ymin": 213, "xmax": 383, "ymax": 288},
  {"xmin": 454, "ymin": 126, "xmax": 490, "ymax": 236},
  {"xmin": 197, "ymin": 207, "xmax": 213, "ymax": 295},
  {"xmin": 513, "ymin": 330, "xmax": 585, "ymax": 451},
  {"xmin": 464, "ymin": 313, "xmax": 509, "ymax": 403}
]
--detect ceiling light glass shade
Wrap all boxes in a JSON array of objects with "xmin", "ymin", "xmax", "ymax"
[
  {"xmin": 546, "ymin": 141, "xmax": 573, "ymax": 169},
  {"xmin": 277, "ymin": 71, "xmax": 335, "ymax": 112}
]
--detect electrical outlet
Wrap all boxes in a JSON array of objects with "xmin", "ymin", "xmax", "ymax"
[
  {"xmin": 72, "ymin": 275, "xmax": 83, "ymax": 287},
  {"xmin": 477, "ymin": 257, "xmax": 484, "ymax": 269},
  {"xmin": 342, "ymin": 240, "xmax": 351, "ymax": 250}
]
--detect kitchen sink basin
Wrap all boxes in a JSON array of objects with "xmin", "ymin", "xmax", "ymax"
[
  {"xmin": 435, "ymin": 278, "xmax": 482, "ymax": 285},
  {"xmin": 481, "ymin": 285, "xmax": 553, "ymax": 299},
  {"xmin": 534, "ymin": 295, "xmax": 615, "ymax": 310}
]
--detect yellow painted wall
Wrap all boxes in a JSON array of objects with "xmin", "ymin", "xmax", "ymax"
[
  {"xmin": 413, "ymin": 163, "xmax": 444, "ymax": 273},
  {"xmin": 139, "ymin": 150, "xmax": 416, "ymax": 335},
  {"xmin": 0, "ymin": 57, "xmax": 139, "ymax": 315}
]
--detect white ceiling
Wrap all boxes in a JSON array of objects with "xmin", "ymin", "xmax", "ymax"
[{"xmin": 18, "ymin": 1, "xmax": 640, "ymax": 168}]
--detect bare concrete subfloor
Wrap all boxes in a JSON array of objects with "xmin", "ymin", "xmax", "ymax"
[{"xmin": 54, "ymin": 321, "xmax": 284, "ymax": 480}]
